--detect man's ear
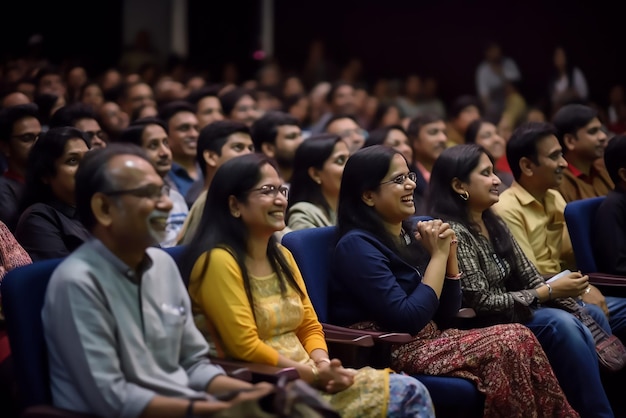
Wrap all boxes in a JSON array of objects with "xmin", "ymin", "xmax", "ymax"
[
  {"xmin": 307, "ymin": 167, "xmax": 322, "ymax": 185},
  {"xmin": 261, "ymin": 143, "xmax": 276, "ymax": 159},
  {"xmin": 450, "ymin": 177, "xmax": 466, "ymax": 195},
  {"xmin": 203, "ymin": 150, "xmax": 219, "ymax": 169},
  {"xmin": 563, "ymin": 133, "xmax": 577, "ymax": 152},
  {"xmin": 618, "ymin": 167, "xmax": 626, "ymax": 183},
  {"xmin": 361, "ymin": 190, "xmax": 375, "ymax": 207},
  {"xmin": 519, "ymin": 156, "xmax": 535, "ymax": 177},
  {"xmin": 91, "ymin": 193, "xmax": 114, "ymax": 227},
  {"xmin": 228, "ymin": 195, "xmax": 241, "ymax": 218}
]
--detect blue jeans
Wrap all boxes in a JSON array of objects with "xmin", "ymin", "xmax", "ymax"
[
  {"xmin": 525, "ymin": 307, "xmax": 614, "ymax": 418},
  {"xmin": 605, "ymin": 296, "xmax": 626, "ymax": 342}
]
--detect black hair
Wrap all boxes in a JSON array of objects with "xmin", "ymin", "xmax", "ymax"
[
  {"xmin": 180, "ymin": 153, "xmax": 303, "ymax": 313},
  {"xmin": 75, "ymin": 143, "xmax": 151, "ymax": 230},
  {"xmin": 426, "ymin": 144, "xmax": 514, "ymax": 263},
  {"xmin": 287, "ymin": 133, "xmax": 344, "ymax": 221},
  {"xmin": 551, "ymin": 103, "xmax": 597, "ymax": 149},
  {"xmin": 406, "ymin": 112, "xmax": 443, "ymax": 139},
  {"xmin": 196, "ymin": 120, "xmax": 250, "ymax": 176},
  {"xmin": 49, "ymin": 102, "xmax": 99, "ymax": 129},
  {"xmin": 20, "ymin": 126, "xmax": 90, "ymax": 212},
  {"xmin": 250, "ymin": 110, "xmax": 299, "ymax": 150},
  {"xmin": 157, "ymin": 100, "xmax": 196, "ymax": 129},
  {"xmin": 506, "ymin": 122, "xmax": 557, "ymax": 181},
  {"xmin": 604, "ymin": 135, "xmax": 626, "ymax": 186},
  {"xmin": 220, "ymin": 87, "xmax": 256, "ymax": 117},
  {"xmin": 0, "ymin": 103, "xmax": 40, "ymax": 142},
  {"xmin": 364, "ymin": 124, "xmax": 407, "ymax": 148}
]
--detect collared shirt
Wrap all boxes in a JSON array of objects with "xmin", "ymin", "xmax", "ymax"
[
  {"xmin": 160, "ymin": 188, "xmax": 189, "ymax": 248},
  {"xmin": 557, "ymin": 160, "xmax": 614, "ymax": 203},
  {"xmin": 168, "ymin": 162, "xmax": 202, "ymax": 198},
  {"xmin": 42, "ymin": 239, "xmax": 224, "ymax": 417},
  {"xmin": 14, "ymin": 200, "xmax": 92, "ymax": 261},
  {"xmin": 493, "ymin": 182, "xmax": 574, "ymax": 275}
]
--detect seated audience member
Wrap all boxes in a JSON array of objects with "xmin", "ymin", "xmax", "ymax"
[
  {"xmin": 363, "ymin": 124, "xmax": 413, "ymax": 163},
  {"xmin": 220, "ymin": 87, "xmax": 260, "ymax": 128},
  {"xmin": 427, "ymin": 144, "xmax": 614, "ymax": 417},
  {"xmin": 465, "ymin": 118, "xmax": 513, "ymax": 192},
  {"xmin": 405, "ymin": 113, "xmax": 447, "ymax": 210},
  {"xmin": 177, "ymin": 121, "xmax": 254, "ymax": 244},
  {"xmin": 181, "ymin": 153, "xmax": 435, "ymax": 418},
  {"xmin": 116, "ymin": 117, "xmax": 189, "ymax": 247},
  {"xmin": 49, "ymin": 102, "xmax": 108, "ymax": 149},
  {"xmin": 552, "ymin": 103, "xmax": 613, "ymax": 202},
  {"xmin": 286, "ymin": 134, "xmax": 349, "ymax": 231},
  {"xmin": 445, "ymin": 95, "xmax": 482, "ymax": 148},
  {"xmin": 158, "ymin": 100, "xmax": 202, "ymax": 197},
  {"xmin": 186, "ymin": 85, "xmax": 224, "ymax": 130},
  {"xmin": 15, "ymin": 127, "xmax": 91, "ymax": 261},
  {"xmin": 0, "ymin": 220, "xmax": 31, "ymax": 317},
  {"xmin": 494, "ymin": 122, "xmax": 626, "ymax": 342},
  {"xmin": 323, "ymin": 114, "xmax": 366, "ymax": 154},
  {"xmin": 251, "ymin": 110, "xmax": 304, "ymax": 185},
  {"xmin": 330, "ymin": 145, "xmax": 577, "ymax": 417},
  {"xmin": 42, "ymin": 143, "xmax": 273, "ymax": 417},
  {"xmin": 593, "ymin": 134, "xmax": 626, "ymax": 275},
  {"xmin": 0, "ymin": 103, "xmax": 41, "ymax": 231}
]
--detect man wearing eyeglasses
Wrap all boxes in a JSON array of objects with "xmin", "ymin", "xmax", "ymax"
[
  {"xmin": 49, "ymin": 103, "xmax": 108, "ymax": 149},
  {"xmin": 0, "ymin": 103, "xmax": 41, "ymax": 231},
  {"xmin": 323, "ymin": 114, "xmax": 366, "ymax": 154},
  {"xmin": 42, "ymin": 143, "xmax": 272, "ymax": 417}
]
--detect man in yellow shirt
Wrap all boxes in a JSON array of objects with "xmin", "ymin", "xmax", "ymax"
[{"xmin": 493, "ymin": 121, "xmax": 626, "ymax": 341}]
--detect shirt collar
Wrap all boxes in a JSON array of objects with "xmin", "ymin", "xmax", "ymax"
[
  {"xmin": 567, "ymin": 162, "xmax": 583, "ymax": 178},
  {"xmin": 48, "ymin": 199, "xmax": 77, "ymax": 219},
  {"xmin": 509, "ymin": 181, "xmax": 556, "ymax": 209},
  {"xmin": 89, "ymin": 238, "xmax": 154, "ymax": 283}
]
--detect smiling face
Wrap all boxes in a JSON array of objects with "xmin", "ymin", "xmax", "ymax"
[
  {"xmin": 464, "ymin": 152, "xmax": 502, "ymax": 212},
  {"xmin": 384, "ymin": 128, "xmax": 413, "ymax": 162},
  {"xmin": 168, "ymin": 111, "xmax": 199, "ymax": 159},
  {"xmin": 368, "ymin": 153, "xmax": 416, "ymax": 229},
  {"xmin": 528, "ymin": 134, "xmax": 568, "ymax": 190},
  {"xmin": 474, "ymin": 121, "xmax": 506, "ymax": 160},
  {"xmin": 141, "ymin": 123, "xmax": 172, "ymax": 178},
  {"xmin": 314, "ymin": 140, "xmax": 349, "ymax": 202},
  {"xmin": 235, "ymin": 163, "xmax": 288, "ymax": 238},
  {"xmin": 47, "ymin": 138, "xmax": 89, "ymax": 206},
  {"xmin": 412, "ymin": 120, "xmax": 447, "ymax": 165},
  {"xmin": 566, "ymin": 117, "xmax": 608, "ymax": 161}
]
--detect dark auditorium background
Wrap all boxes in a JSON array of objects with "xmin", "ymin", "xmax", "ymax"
[{"xmin": 1, "ymin": 0, "xmax": 623, "ymax": 107}]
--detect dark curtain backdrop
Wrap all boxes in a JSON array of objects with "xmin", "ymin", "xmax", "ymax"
[{"xmin": 2, "ymin": 0, "xmax": 623, "ymax": 108}]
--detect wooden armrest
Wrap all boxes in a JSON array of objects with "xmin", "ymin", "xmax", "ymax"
[
  {"xmin": 210, "ymin": 357, "xmax": 298, "ymax": 383},
  {"xmin": 457, "ymin": 307, "xmax": 477, "ymax": 318},
  {"xmin": 322, "ymin": 323, "xmax": 415, "ymax": 344},
  {"xmin": 324, "ymin": 330, "xmax": 374, "ymax": 347},
  {"xmin": 588, "ymin": 273, "xmax": 626, "ymax": 287},
  {"xmin": 22, "ymin": 405, "xmax": 98, "ymax": 418}
]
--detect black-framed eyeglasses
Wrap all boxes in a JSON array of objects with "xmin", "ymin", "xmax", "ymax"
[
  {"xmin": 11, "ymin": 133, "xmax": 40, "ymax": 143},
  {"xmin": 84, "ymin": 130, "xmax": 107, "ymax": 141},
  {"xmin": 104, "ymin": 184, "xmax": 170, "ymax": 200},
  {"xmin": 250, "ymin": 185, "xmax": 289, "ymax": 199},
  {"xmin": 380, "ymin": 172, "xmax": 417, "ymax": 186}
]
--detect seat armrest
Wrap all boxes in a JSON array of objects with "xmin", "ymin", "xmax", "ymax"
[
  {"xmin": 22, "ymin": 405, "xmax": 98, "ymax": 418},
  {"xmin": 322, "ymin": 323, "xmax": 415, "ymax": 344},
  {"xmin": 210, "ymin": 357, "xmax": 298, "ymax": 383},
  {"xmin": 323, "ymin": 329, "xmax": 374, "ymax": 347},
  {"xmin": 588, "ymin": 273, "xmax": 626, "ymax": 287}
]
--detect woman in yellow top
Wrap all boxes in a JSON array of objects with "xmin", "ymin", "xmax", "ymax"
[{"xmin": 181, "ymin": 153, "xmax": 434, "ymax": 418}]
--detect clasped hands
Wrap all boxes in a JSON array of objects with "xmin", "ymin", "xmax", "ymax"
[
  {"xmin": 316, "ymin": 358, "xmax": 356, "ymax": 394},
  {"xmin": 414, "ymin": 219, "xmax": 458, "ymax": 256}
]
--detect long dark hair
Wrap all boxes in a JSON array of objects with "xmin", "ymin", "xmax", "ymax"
[
  {"xmin": 19, "ymin": 126, "xmax": 90, "ymax": 212},
  {"xmin": 337, "ymin": 145, "xmax": 426, "ymax": 265},
  {"xmin": 180, "ymin": 153, "xmax": 303, "ymax": 314},
  {"xmin": 426, "ymin": 144, "xmax": 514, "ymax": 262},
  {"xmin": 287, "ymin": 133, "xmax": 343, "ymax": 221}
]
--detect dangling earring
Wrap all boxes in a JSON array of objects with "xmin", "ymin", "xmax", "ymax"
[{"xmin": 459, "ymin": 191, "xmax": 470, "ymax": 201}]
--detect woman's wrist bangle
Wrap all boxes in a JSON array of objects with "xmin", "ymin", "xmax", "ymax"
[
  {"xmin": 545, "ymin": 283, "xmax": 553, "ymax": 301},
  {"xmin": 310, "ymin": 364, "xmax": 320, "ymax": 385},
  {"xmin": 185, "ymin": 399, "xmax": 195, "ymax": 418},
  {"xmin": 446, "ymin": 272, "xmax": 463, "ymax": 280},
  {"xmin": 315, "ymin": 358, "xmax": 331, "ymax": 367}
]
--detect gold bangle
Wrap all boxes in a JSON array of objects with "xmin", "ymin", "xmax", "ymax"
[
  {"xmin": 310, "ymin": 364, "xmax": 320, "ymax": 385},
  {"xmin": 315, "ymin": 358, "xmax": 331, "ymax": 367},
  {"xmin": 545, "ymin": 283, "xmax": 553, "ymax": 301}
]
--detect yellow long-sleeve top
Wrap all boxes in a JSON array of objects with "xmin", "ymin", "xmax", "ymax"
[{"xmin": 188, "ymin": 245, "xmax": 327, "ymax": 366}]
